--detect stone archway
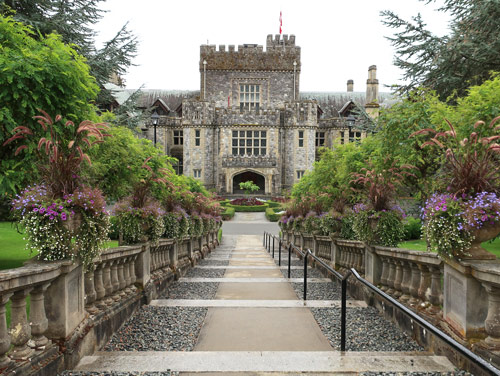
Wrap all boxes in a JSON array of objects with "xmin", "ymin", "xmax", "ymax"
[{"xmin": 232, "ymin": 170, "xmax": 265, "ymax": 194}]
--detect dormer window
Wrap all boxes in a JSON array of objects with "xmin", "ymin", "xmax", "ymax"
[{"xmin": 239, "ymin": 84, "xmax": 260, "ymax": 111}]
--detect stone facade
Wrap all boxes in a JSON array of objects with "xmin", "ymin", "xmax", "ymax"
[{"xmin": 149, "ymin": 34, "xmax": 377, "ymax": 195}]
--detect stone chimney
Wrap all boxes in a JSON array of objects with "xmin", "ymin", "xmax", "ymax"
[
  {"xmin": 365, "ymin": 65, "xmax": 379, "ymax": 118},
  {"xmin": 347, "ymin": 79, "xmax": 353, "ymax": 92}
]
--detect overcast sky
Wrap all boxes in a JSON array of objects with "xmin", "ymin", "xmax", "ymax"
[{"xmin": 94, "ymin": 0, "xmax": 449, "ymax": 93}]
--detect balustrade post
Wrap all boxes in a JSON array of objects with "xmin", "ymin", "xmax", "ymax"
[
  {"xmin": 379, "ymin": 257, "xmax": 389, "ymax": 291},
  {"xmin": 110, "ymin": 260, "xmax": 120, "ymax": 301},
  {"xmin": 30, "ymin": 282, "xmax": 51, "ymax": 349},
  {"xmin": 0, "ymin": 294, "xmax": 13, "ymax": 367},
  {"xmin": 386, "ymin": 259, "xmax": 396, "ymax": 295},
  {"xmin": 9, "ymin": 288, "xmax": 34, "ymax": 360},
  {"xmin": 427, "ymin": 265, "xmax": 441, "ymax": 314},
  {"xmin": 123, "ymin": 257, "xmax": 132, "ymax": 293},
  {"xmin": 84, "ymin": 270, "xmax": 98, "ymax": 314},
  {"xmin": 417, "ymin": 264, "xmax": 432, "ymax": 307},
  {"xmin": 129, "ymin": 255, "xmax": 138, "ymax": 292},
  {"xmin": 393, "ymin": 260, "xmax": 403, "ymax": 298},
  {"xmin": 482, "ymin": 283, "xmax": 500, "ymax": 348},
  {"xmin": 117, "ymin": 259, "xmax": 127, "ymax": 297},
  {"xmin": 94, "ymin": 264, "xmax": 106, "ymax": 308},
  {"xmin": 409, "ymin": 263, "xmax": 421, "ymax": 306},
  {"xmin": 102, "ymin": 261, "xmax": 114, "ymax": 306},
  {"xmin": 135, "ymin": 244, "xmax": 151, "ymax": 287},
  {"xmin": 400, "ymin": 261, "xmax": 412, "ymax": 303}
]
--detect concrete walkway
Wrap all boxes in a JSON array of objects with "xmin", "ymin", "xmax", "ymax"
[{"xmin": 74, "ymin": 234, "xmax": 456, "ymax": 374}]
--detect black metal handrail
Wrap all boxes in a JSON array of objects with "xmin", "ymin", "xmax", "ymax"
[
  {"xmin": 262, "ymin": 231, "xmax": 500, "ymax": 374},
  {"xmin": 349, "ymin": 268, "xmax": 500, "ymax": 376}
]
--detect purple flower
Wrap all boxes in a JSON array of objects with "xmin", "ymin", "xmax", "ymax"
[{"xmin": 61, "ymin": 213, "xmax": 67, "ymax": 221}]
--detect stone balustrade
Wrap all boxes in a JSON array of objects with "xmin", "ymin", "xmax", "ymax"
[
  {"xmin": 0, "ymin": 231, "xmax": 219, "ymax": 375},
  {"xmin": 314, "ymin": 235, "xmax": 333, "ymax": 261},
  {"xmin": 0, "ymin": 261, "xmax": 66, "ymax": 367},
  {"xmin": 84, "ymin": 245, "xmax": 144, "ymax": 314},
  {"xmin": 335, "ymin": 239, "xmax": 366, "ymax": 274},
  {"xmin": 366, "ymin": 246, "xmax": 443, "ymax": 313}
]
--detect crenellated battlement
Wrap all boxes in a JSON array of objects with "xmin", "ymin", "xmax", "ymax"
[{"xmin": 200, "ymin": 34, "xmax": 300, "ymax": 71}]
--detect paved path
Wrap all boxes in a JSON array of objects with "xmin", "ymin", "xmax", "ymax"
[
  {"xmin": 222, "ymin": 212, "xmax": 280, "ymax": 236},
  {"xmin": 73, "ymin": 234, "xmax": 456, "ymax": 375}
]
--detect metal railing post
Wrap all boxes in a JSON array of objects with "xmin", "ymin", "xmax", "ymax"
[
  {"xmin": 288, "ymin": 244, "xmax": 291, "ymax": 278},
  {"xmin": 263, "ymin": 232, "xmax": 265, "ymax": 246},
  {"xmin": 278, "ymin": 239, "xmax": 282, "ymax": 266},
  {"xmin": 341, "ymin": 274, "xmax": 348, "ymax": 351},
  {"xmin": 272, "ymin": 237, "xmax": 275, "ymax": 258},
  {"xmin": 303, "ymin": 251, "xmax": 309, "ymax": 301}
]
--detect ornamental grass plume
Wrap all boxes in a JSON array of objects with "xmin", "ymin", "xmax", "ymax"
[
  {"xmin": 350, "ymin": 160, "xmax": 416, "ymax": 212},
  {"xmin": 410, "ymin": 116, "xmax": 500, "ymax": 196},
  {"xmin": 3, "ymin": 109, "xmax": 110, "ymax": 199}
]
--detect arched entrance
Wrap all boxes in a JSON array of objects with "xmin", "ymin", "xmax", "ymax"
[{"xmin": 232, "ymin": 171, "xmax": 265, "ymax": 194}]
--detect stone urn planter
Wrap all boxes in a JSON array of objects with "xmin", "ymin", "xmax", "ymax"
[{"xmin": 461, "ymin": 223, "xmax": 500, "ymax": 260}]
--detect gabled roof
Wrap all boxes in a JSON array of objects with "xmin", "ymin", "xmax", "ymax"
[{"xmin": 152, "ymin": 98, "xmax": 171, "ymax": 114}]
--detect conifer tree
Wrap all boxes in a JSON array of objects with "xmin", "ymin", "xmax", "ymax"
[
  {"xmin": 1, "ymin": 0, "xmax": 138, "ymax": 108},
  {"xmin": 382, "ymin": 0, "xmax": 500, "ymax": 100}
]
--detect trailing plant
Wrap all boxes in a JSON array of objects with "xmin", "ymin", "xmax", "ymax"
[
  {"xmin": 163, "ymin": 211, "xmax": 181, "ymax": 240},
  {"xmin": 113, "ymin": 198, "xmax": 165, "ymax": 245},
  {"xmin": 339, "ymin": 211, "xmax": 357, "ymax": 240},
  {"xmin": 304, "ymin": 211, "xmax": 322, "ymax": 234},
  {"xmin": 319, "ymin": 212, "xmax": 342, "ymax": 236},
  {"xmin": 11, "ymin": 184, "xmax": 110, "ymax": 269}
]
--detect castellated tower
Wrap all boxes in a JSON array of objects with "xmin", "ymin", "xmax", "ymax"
[
  {"xmin": 365, "ymin": 65, "xmax": 380, "ymax": 118},
  {"xmin": 181, "ymin": 34, "xmax": 319, "ymax": 195}
]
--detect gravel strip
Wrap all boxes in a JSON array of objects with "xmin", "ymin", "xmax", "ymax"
[
  {"xmin": 312, "ymin": 306, "xmax": 424, "ymax": 352},
  {"xmin": 159, "ymin": 282, "xmax": 219, "ymax": 299},
  {"xmin": 291, "ymin": 281, "xmax": 344, "ymax": 300},
  {"xmin": 185, "ymin": 268, "xmax": 225, "ymax": 278},
  {"xmin": 104, "ymin": 306, "xmax": 207, "ymax": 351},
  {"xmin": 361, "ymin": 372, "xmax": 470, "ymax": 376},
  {"xmin": 60, "ymin": 372, "xmax": 178, "ymax": 376},
  {"xmin": 280, "ymin": 267, "xmax": 324, "ymax": 279},
  {"xmin": 197, "ymin": 259, "xmax": 229, "ymax": 266}
]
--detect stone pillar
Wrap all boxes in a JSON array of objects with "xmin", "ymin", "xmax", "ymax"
[
  {"xmin": 417, "ymin": 264, "xmax": 432, "ymax": 305},
  {"xmin": 443, "ymin": 261, "xmax": 488, "ymax": 339},
  {"xmin": 364, "ymin": 245, "xmax": 381, "ymax": 285},
  {"xmin": 409, "ymin": 263, "xmax": 421, "ymax": 305},
  {"xmin": 135, "ymin": 244, "xmax": 151, "ymax": 286},
  {"xmin": 386, "ymin": 259, "xmax": 396, "ymax": 295},
  {"xmin": 45, "ymin": 262, "xmax": 85, "ymax": 339},
  {"xmin": 427, "ymin": 265, "xmax": 442, "ymax": 314},
  {"xmin": 482, "ymin": 283, "xmax": 500, "ymax": 348},
  {"xmin": 379, "ymin": 257, "xmax": 389, "ymax": 291},
  {"xmin": 400, "ymin": 261, "xmax": 412, "ymax": 303},
  {"xmin": 84, "ymin": 270, "xmax": 98, "ymax": 313}
]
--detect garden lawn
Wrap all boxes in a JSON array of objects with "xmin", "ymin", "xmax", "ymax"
[{"xmin": 400, "ymin": 238, "xmax": 500, "ymax": 258}]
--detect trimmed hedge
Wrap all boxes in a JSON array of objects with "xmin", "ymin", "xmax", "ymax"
[
  {"xmin": 266, "ymin": 201, "xmax": 281, "ymax": 208},
  {"xmin": 222, "ymin": 207, "xmax": 235, "ymax": 220},
  {"xmin": 265, "ymin": 207, "xmax": 283, "ymax": 222},
  {"xmin": 219, "ymin": 199, "xmax": 230, "ymax": 207},
  {"xmin": 226, "ymin": 203, "xmax": 269, "ymax": 212}
]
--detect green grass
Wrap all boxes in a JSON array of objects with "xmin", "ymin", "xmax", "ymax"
[{"xmin": 400, "ymin": 238, "xmax": 500, "ymax": 258}]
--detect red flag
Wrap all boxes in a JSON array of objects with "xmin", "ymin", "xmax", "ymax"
[{"xmin": 279, "ymin": 11, "xmax": 282, "ymax": 34}]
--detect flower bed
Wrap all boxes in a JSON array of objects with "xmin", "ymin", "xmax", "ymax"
[{"xmin": 229, "ymin": 197, "xmax": 264, "ymax": 206}]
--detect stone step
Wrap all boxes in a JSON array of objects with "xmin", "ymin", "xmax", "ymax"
[
  {"xmin": 149, "ymin": 299, "xmax": 367, "ymax": 308},
  {"xmin": 196, "ymin": 265, "xmax": 309, "ymax": 270},
  {"xmin": 178, "ymin": 277, "xmax": 331, "ymax": 283},
  {"xmin": 75, "ymin": 351, "xmax": 455, "ymax": 373}
]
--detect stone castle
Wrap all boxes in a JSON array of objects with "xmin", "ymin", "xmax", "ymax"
[{"xmin": 128, "ymin": 34, "xmax": 381, "ymax": 195}]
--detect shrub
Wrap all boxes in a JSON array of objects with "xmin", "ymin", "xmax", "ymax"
[
  {"xmin": 108, "ymin": 215, "xmax": 119, "ymax": 240},
  {"xmin": 163, "ymin": 211, "xmax": 181, "ymax": 239},
  {"xmin": 222, "ymin": 206, "xmax": 235, "ymax": 220},
  {"xmin": 265, "ymin": 207, "xmax": 282, "ymax": 222},
  {"xmin": 267, "ymin": 201, "xmax": 282, "ymax": 208},
  {"xmin": 319, "ymin": 212, "xmax": 342, "ymax": 236},
  {"xmin": 351, "ymin": 206, "xmax": 406, "ymax": 247},
  {"xmin": 403, "ymin": 217, "xmax": 422, "ymax": 240},
  {"xmin": 340, "ymin": 212, "xmax": 357, "ymax": 240},
  {"xmin": 304, "ymin": 211, "xmax": 322, "ymax": 234}
]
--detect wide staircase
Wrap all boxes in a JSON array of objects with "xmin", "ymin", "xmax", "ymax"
[{"xmin": 67, "ymin": 234, "xmax": 457, "ymax": 375}]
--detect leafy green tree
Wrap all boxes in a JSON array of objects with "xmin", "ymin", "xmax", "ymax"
[
  {"xmin": 1, "ymin": 0, "xmax": 138, "ymax": 108},
  {"xmin": 85, "ymin": 122, "xmax": 176, "ymax": 202},
  {"xmin": 382, "ymin": 0, "xmax": 500, "ymax": 99},
  {"xmin": 239, "ymin": 181, "xmax": 259, "ymax": 196},
  {"xmin": 0, "ymin": 16, "xmax": 99, "ymax": 195}
]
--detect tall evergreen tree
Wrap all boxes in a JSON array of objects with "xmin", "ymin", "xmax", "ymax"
[
  {"xmin": 382, "ymin": 0, "xmax": 500, "ymax": 100},
  {"xmin": 1, "ymin": 0, "xmax": 138, "ymax": 107}
]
